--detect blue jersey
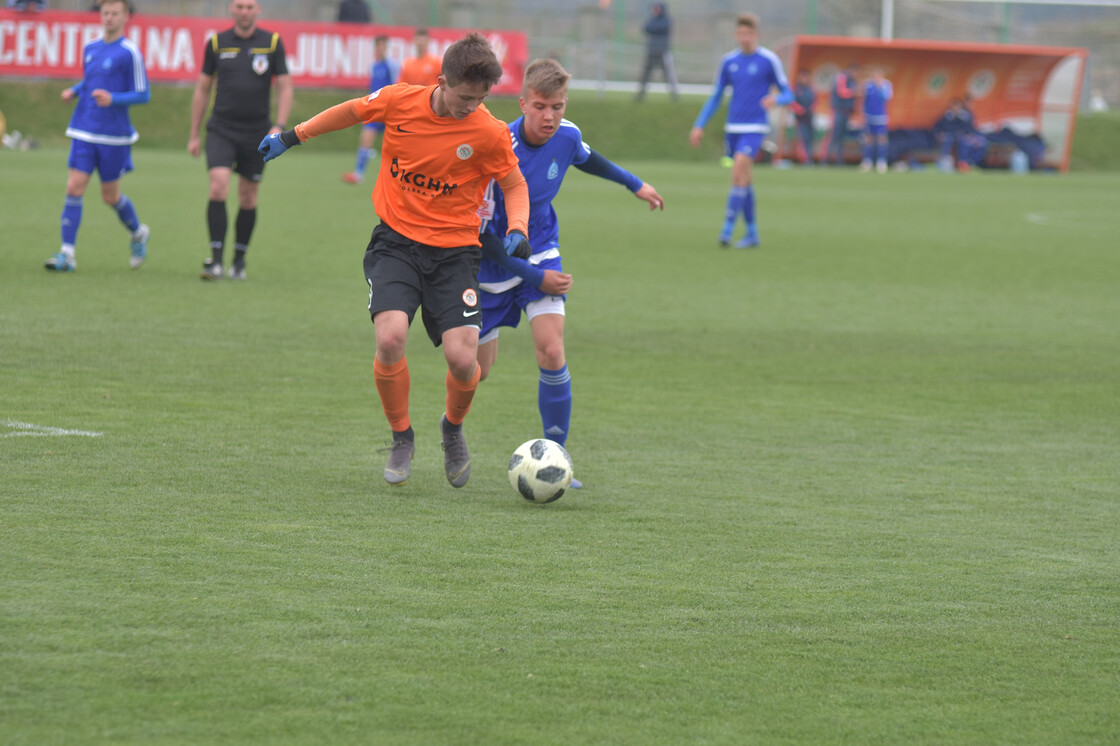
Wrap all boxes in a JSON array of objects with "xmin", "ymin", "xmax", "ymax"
[
  {"xmin": 694, "ymin": 46, "xmax": 791, "ymax": 134},
  {"xmin": 478, "ymin": 117, "xmax": 591, "ymax": 286},
  {"xmin": 370, "ymin": 57, "xmax": 399, "ymax": 93},
  {"xmin": 862, "ymin": 79, "xmax": 893, "ymax": 126},
  {"xmin": 66, "ymin": 36, "xmax": 149, "ymax": 146}
]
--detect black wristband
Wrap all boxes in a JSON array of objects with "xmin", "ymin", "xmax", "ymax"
[{"xmin": 278, "ymin": 128, "xmax": 301, "ymax": 148}]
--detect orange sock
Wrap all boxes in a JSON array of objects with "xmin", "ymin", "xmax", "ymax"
[
  {"xmin": 374, "ymin": 356, "xmax": 410, "ymax": 432},
  {"xmin": 445, "ymin": 365, "xmax": 481, "ymax": 426}
]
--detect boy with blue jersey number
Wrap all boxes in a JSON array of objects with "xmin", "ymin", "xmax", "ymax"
[
  {"xmin": 45, "ymin": 0, "xmax": 150, "ymax": 273},
  {"xmin": 477, "ymin": 58, "xmax": 665, "ymax": 488},
  {"xmin": 689, "ymin": 12, "xmax": 792, "ymax": 249}
]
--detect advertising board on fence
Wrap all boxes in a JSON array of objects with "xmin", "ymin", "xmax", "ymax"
[{"xmin": 0, "ymin": 9, "xmax": 528, "ymax": 94}]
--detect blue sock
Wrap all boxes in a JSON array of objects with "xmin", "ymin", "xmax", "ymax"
[
  {"xmin": 877, "ymin": 141, "xmax": 888, "ymax": 163},
  {"xmin": 355, "ymin": 147, "xmax": 371, "ymax": 177},
  {"xmin": 723, "ymin": 187, "xmax": 746, "ymax": 239},
  {"xmin": 114, "ymin": 194, "xmax": 140, "ymax": 233},
  {"xmin": 539, "ymin": 365, "xmax": 572, "ymax": 447},
  {"xmin": 741, "ymin": 185, "xmax": 755, "ymax": 226},
  {"xmin": 61, "ymin": 195, "xmax": 82, "ymax": 246}
]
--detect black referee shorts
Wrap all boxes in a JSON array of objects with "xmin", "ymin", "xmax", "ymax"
[{"xmin": 205, "ymin": 124, "xmax": 269, "ymax": 181}]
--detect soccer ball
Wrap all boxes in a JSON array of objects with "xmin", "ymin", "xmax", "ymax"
[{"xmin": 508, "ymin": 439, "xmax": 573, "ymax": 503}]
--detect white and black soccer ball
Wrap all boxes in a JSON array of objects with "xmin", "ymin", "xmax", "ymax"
[{"xmin": 508, "ymin": 439, "xmax": 573, "ymax": 503}]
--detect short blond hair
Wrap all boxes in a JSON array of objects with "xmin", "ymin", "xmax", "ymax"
[
  {"xmin": 523, "ymin": 58, "xmax": 571, "ymax": 98},
  {"xmin": 738, "ymin": 12, "xmax": 760, "ymax": 30}
]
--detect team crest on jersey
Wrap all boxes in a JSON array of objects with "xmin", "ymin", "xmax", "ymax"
[
  {"xmin": 102, "ymin": 58, "xmax": 113, "ymax": 70},
  {"xmin": 748, "ymin": 62, "xmax": 758, "ymax": 75},
  {"xmin": 547, "ymin": 160, "xmax": 559, "ymax": 180},
  {"xmin": 252, "ymin": 54, "xmax": 270, "ymax": 75},
  {"xmin": 462, "ymin": 289, "xmax": 478, "ymax": 307},
  {"xmin": 456, "ymin": 144, "xmax": 473, "ymax": 160}
]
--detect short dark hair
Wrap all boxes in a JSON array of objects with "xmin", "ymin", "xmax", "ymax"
[{"xmin": 441, "ymin": 32, "xmax": 503, "ymax": 88}]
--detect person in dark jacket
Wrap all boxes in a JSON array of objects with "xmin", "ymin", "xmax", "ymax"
[
  {"xmin": 825, "ymin": 61, "xmax": 858, "ymax": 165},
  {"xmin": 336, "ymin": 0, "xmax": 370, "ymax": 23},
  {"xmin": 635, "ymin": 2, "xmax": 679, "ymax": 101},
  {"xmin": 790, "ymin": 68, "xmax": 816, "ymax": 164}
]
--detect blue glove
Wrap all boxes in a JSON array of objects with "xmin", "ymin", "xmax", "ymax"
[
  {"xmin": 258, "ymin": 131, "xmax": 299, "ymax": 162},
  {"xmin": 503, "ymin": 230, "xmax": 531, "ymax": 260}
]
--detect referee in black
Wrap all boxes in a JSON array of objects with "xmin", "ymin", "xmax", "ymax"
[{"xmin": 188, "ymin": 0, "xmax": 292, "ymax": 281}]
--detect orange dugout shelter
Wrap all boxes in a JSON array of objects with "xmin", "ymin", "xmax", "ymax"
[{"xmin": 785, "ymin": 36, "xmax": 1088, "ymax": 172}]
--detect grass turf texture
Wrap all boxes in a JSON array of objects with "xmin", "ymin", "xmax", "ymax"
[{"xmin": 2, "ymin": 147, "xmax": 1119, "ymax": 744}]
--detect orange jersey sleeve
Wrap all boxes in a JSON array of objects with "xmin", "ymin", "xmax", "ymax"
[
  {"xmin": 355, "ymin": 83, "xmax": 521, "ymax": 248},
  {"xmin": 294, "ymin": 98, "xmax": 363, "ymax": 141}
]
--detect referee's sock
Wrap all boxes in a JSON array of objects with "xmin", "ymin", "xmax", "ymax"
[{"xmin": 208, "ymin": 200, "xmax": 226, "ymax": 264}]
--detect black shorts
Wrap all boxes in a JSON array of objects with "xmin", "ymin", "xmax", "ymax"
[
  {"xmin": 363, "ymin": 222, "xmax": 481, "ymax": 347},
  {"xmin": 205, "ymin": 124, "xmax": 268, "ymax": 181}
]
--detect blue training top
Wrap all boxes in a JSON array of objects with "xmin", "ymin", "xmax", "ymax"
[
  {"xmin": 862, "ymin": 79, "xmax": 893, "ymax": 126},
  {"xmin": 66, "ymin": 36, "xmax": 149, "ymax": 146},
  {"xmin": 479, "ymin": 116, "xmax": 641, "ymax": 289},
  {"xmin": 370, "ymin": 57, "xmax": 399, "ymax": 93},
  {"xmin": 693, "ymin": 45, "xmax": 792, "ymax": 134}
]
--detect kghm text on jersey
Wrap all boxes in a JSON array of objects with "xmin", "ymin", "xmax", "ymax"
[{"xmin": 388, "ymin": 158, "xmax": 457, "ymax": 197}]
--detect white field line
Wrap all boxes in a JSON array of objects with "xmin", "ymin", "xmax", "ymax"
[{"xmin": 2, "ymin": 420, "xmax": 104, "ymax": 438}]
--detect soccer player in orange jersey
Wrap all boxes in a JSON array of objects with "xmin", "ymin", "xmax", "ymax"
[
  {"xmin": 259, "ymin": 32, "xmax": 531, "ymax": 489},
  {"xmin": 398, "ymin": 28, "xmax": 441, "ymax": 86}
]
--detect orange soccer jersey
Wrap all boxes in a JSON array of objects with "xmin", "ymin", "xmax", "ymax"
[
  {"xmin": 399, "ymin": 54, "xmax": 441, "ymax": 86},
  {"xmin": 296, "ymin": 84, "xmax": 521, "ymax": 248}
]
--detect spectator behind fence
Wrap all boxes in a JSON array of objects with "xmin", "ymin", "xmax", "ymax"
[
  {"xmin": 336, "ymin": 0, "xmax": 370, "ymax": 23},
  {"xmin": 635, "ymin": 2, "xmax": 679, "ymax": 102},
  {"xmin": 826, "ymin": 61, "xmax": 858, "ymax": 165},
  {"xmin": 790, "ymin": 68, "xmax": 815, "ymax": 164},
  {"xmin": 8, "ymin": 0, "xmax": 48, "ymax": 10}
]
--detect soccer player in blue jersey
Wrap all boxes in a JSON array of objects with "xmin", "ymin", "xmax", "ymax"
[
  {"xmin": 689, "ymin": 12, "xmax": 792, "ymax": 250},
  {"xmin": 45, "ymin": 0, "xmax": 150, "ymax": 273},
  {"xmin": 860, "ymin": 66, "xmax": 893, "ymax": 173},
  {"xmin": 477, "ymin": 58, "xmax": 664, "ymax": 488},
  {"xmin": 341, "ymin": 35, "xmax": 398, "ymax": 184}
]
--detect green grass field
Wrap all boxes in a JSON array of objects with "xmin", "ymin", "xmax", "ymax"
[{"xmin": 2, "ymin": 147, "xmax": 1119, "ymax": 745}]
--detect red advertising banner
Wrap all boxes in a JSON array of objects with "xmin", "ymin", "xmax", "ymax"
[{"xmin": 0, "ymin": 9, "xmax": 528, "ymax": 95}]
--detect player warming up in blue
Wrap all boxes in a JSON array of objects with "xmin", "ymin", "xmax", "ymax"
[
  {"xmin": 341, "ymin": 34, "xmax": 398, "ymax": 184},
  {"xmin": 860, "ymin": 66, "xmax": 893, "ymax": 173},
  {"xmin": 476, "ymin": 58, "xmax": 665, "ymax": 489},
  {"xmin": 689, "ymin": 12, "xmax": 792, "ymax": 250},
  {"xmin": 45, "ymin": 0, "xmax": 150, "ymax": 273}
]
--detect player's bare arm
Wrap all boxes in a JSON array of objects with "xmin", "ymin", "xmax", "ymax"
[
  {"xmin": 271, "ymin": 73, "xmax": 293, "ymax": 134},
  {"xmin": 187, "ymin": 72, "xmax": 215, "ymax": 157}
]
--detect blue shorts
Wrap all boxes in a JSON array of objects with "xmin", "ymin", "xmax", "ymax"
[
  {"xmin": 724, "ymin": 132, "xmax": 765, "ymax": 159},
  {"xmin": 68, "ymin": 139, "xmax": 133, "ymax": 182},
  {"xmin": 865, "ymin": 123, "xmax": 889, "ymax": 137},
  {"xmin": 362, "ymin": 121, "xmax": 385, "ymax": 133},
  {"xmin": 479, "ymin": 252, "xmax": 564, "ymax": 339}
]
